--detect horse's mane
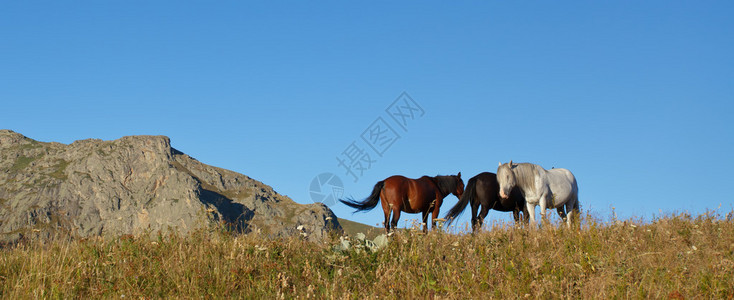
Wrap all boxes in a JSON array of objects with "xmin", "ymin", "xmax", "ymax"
[
  {"xmin": 512, "ymin": 163, "xmax": 544, "ymax": 191},
  {"xmin": 433, "ymin": 175, "xmax": 458, "ymax": 196}
]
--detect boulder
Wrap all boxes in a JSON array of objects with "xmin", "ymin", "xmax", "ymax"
[{"xmin": 0, "ymin": 130, "xmax": 341, "ymax": 244}]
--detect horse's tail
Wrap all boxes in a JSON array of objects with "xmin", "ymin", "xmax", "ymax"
[
  {"xmin": 339, "ymin": 181, "xmax": 384, "ymax": 212},
  {"xmin": 445, "ymin": 176, "xmax": 477, "ymax": 225},
  {"xmin": 567, "ymin": 173, "xmax": 579, "ymax": 211}
]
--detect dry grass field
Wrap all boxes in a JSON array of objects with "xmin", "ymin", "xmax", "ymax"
[{"xmin": 1, "ymin": 212, "xmax": 732, "ymax": 299}]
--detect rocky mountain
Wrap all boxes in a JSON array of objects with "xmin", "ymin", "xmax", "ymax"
[{"xmin": 0, "ymin": 130, "xmax": 341, "ymax": 244}]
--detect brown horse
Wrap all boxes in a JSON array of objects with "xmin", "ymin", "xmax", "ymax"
[
  {"xmin": 444, "ymin": 172, "xmax": 527, "ymax": 232},
  {"xmin": 339, "ymin": 173, "xmax": 464, "ymax": 233}
]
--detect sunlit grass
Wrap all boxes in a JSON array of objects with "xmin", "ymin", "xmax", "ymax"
[{"xmin": 1, "ymin": 212, "xmax": 732, "ymax": 298}]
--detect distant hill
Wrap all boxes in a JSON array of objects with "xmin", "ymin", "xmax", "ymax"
[
  {"xmin": 0, "ymin": 130, "xmax": 341, "ymax": 244},
  {"xmin": 337, "ymin": 217, "xmax": 383, "ymax": 239}
]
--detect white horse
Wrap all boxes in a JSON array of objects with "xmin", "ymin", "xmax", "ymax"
[{"xmin": 497, "ymin": 161, "xmax": 579, "ymax": 228}]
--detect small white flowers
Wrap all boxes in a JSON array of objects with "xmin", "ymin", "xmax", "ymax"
[{"xmin": 297, "ymin": 225, "xmax": 308, "ymax": 237}]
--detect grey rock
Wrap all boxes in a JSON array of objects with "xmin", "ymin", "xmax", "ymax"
[
  {"xmin": 332, "ymin": 233, "xmax": 389, "ymax": 253},
  {"xmin": 372, "ymin": 234, "xmax": 389, "ymax": 249},
  {"xmin": 0, "ymin": 130, "xmax": 341, "ymax": 244}
]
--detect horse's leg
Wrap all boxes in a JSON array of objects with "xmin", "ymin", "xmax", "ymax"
[
  {"xmin": 390, "ymin": 207, "xmax": 401, "ymax": 233},
  {"xmin": 431, "ymin": 201, "xmax": 442, "ymax": 232},
  {"xmin": 477, "ymin": 205, "xmax": 489, "ymax": 231},
  {"xmin": 470, "ymin": 199, "xmax": 480, "ymax": 233},
  {"xmin": 522, "ymin": 205, "xmax": 530, "ymax": 225},
  {"xmin": 383, "ymin": 207, "xmax": 392, "ymax": 233},
  {"xmin": 430, "ymin": 196, "xmax": 442, "ymax": 231},
  {"xmin": 556, "ymin": 207, "xmax": 567, "ymax": 227},
  {"xmin": 539, "ymin": 194, "xmax": 549, "ymax": 228},
  {"xmin": 526, "ymin": 202, "xmax": 537, "ymax": 228},
  {"xmin": 566, "ymin": 196, "xmax": 578, "ymax": 229},
  {"xmin": 421, "ymin": 210, "xmax": 429, "ymax": 233},
  {"xmin": 380, "ymin": 196, "xmax": 392, "ymax": 233}
]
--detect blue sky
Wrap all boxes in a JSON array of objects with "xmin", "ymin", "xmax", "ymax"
[{"xmin": 2, "ymin": 2, "xmax": 733, "ymax": 230}]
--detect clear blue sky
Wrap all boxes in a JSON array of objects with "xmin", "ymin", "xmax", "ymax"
[{"xmin": 2, "ymin": 1, "xmax": 733, "ymax": 230}]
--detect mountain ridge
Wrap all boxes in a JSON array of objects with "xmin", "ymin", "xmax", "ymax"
[{"xmin": 0, "ymin": 129, "xmax": 341, "ymax": 244}]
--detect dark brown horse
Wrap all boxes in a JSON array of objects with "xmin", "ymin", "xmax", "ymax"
[
  {"xmin": 444, "ymin": 172, "xmax": 527, "ymax": 232},
  {"xmin": 339, "ymin": 173, "xmax": 464, "ymax": 233}
]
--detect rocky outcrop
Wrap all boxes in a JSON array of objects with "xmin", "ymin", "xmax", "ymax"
[{"xmin": 0, "ymin": 130, "xmax": 340, "ymax": 244}]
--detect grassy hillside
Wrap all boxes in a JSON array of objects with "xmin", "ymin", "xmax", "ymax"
[
  {"xmin": 1, "ymin": 213, "xmax": 732, "ymax": 298},
  {"xmin": 338, "ymin": 217, "xmax": 383, "ymax": 239}
]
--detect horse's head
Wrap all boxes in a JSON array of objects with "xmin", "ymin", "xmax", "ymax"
[
  {"xmin": 497, "ymin": 161, "xmax": 516, "ymax": 200},
  {"xmin": 435, "ymin": 173, "xmax": 464, "ymax": 199},
  {"xmin": 452, "ymin": 172, "xmax": 464, "ymax": 199}
]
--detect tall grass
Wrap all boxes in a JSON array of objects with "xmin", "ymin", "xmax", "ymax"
[{"xmin": 1, "ymin": 212, "xmax": 732, "ymax": 298}]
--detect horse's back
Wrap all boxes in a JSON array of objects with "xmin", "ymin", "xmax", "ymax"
[
  {"xmin": 381, "ymin": 176, "xmax": 410, "ymax": 197},
  {"xmin": 414, "ymin": 175, "xmax": 440, "ymax": 192},
  {"xmin": 384, "ymin": 175, "xmax": 410, "ymax": 184},
  {"xmin": 548, "ymin": 168, "xmax": 574, "ymax": 182},
  {"xmin": 547, "ymin": 168, "xmax": 578, "ymax": 199},
  {"xmin": 473, "ymin": 172, "xmax": 498, "ymax": 189},
  {"xmin": 472, "ymin": 172, "xmax": 499, "ymax": 202}
]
